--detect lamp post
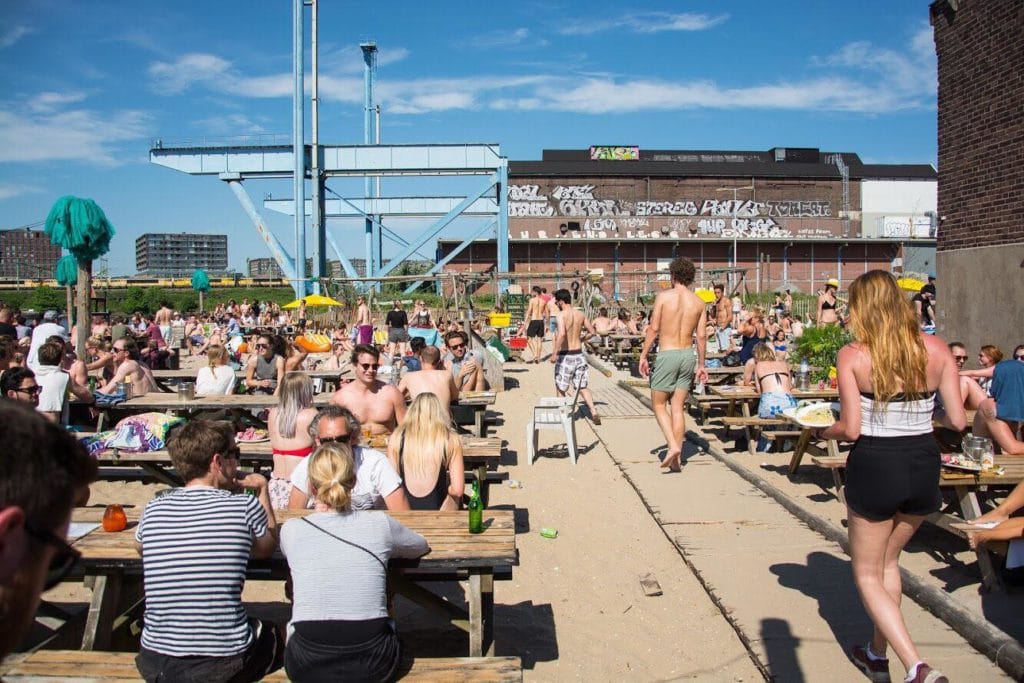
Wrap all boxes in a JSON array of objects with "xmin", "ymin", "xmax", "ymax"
[{"xmin": 716, "ymin": 183, "xmax": 754, "ymax": 291}]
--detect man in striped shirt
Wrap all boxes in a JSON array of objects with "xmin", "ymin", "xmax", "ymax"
[{"xmin": 135, "ymin": 420, "xmax": 284, "ymax": 682}]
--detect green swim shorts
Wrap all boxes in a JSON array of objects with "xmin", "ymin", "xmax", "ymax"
[{"xmin": 649, "ymin": 348, "xmax": 697, "ymax": 393}]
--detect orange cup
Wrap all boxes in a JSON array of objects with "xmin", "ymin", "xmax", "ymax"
[{"xmin": 102, "ymin": 504, "xmax": 127, "ymax": 532}]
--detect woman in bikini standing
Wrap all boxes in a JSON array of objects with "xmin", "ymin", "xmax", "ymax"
[
  {"xmin": 267, "ymin": 372, "xmax": 318, "ymax": 509},
  {"xmin": 821, "ymin": 270, "xmax": 964, "ymax": 683},
  {"xmin": 817, "ymin": 279, "xmax": 840, "ymax": 326}
]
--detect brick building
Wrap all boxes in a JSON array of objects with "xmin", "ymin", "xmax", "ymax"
[
  {"xmin": 0, "ymin": 227, "xmax": 62, "ymax": 278},
  {"xmin": 438, "ymin": 147, "xmax": 937, "ymax": 299},
  {"xmin": 136, "ymin": 233, "xmax": 228, "ymax": 277},
  {"xmin": 930, "ymin": 0, "xmax": 1024, "ymax": 353}
]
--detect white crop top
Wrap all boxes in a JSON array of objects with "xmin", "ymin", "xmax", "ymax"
[{"xmin": 858, "ymin": 391, "xmax": 935, "ymax": 437}]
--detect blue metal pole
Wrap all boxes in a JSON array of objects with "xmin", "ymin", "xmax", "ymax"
[
  {"xmin": 292, "ymin": 0, "xmax": 306, "ymax": 298},
  {"xmin": 360, "ymin": 42, "xmax": 377, "ymax": 287},
  {"xmin": 497, "ymin": 160, "xmax": 509, "ymax": 295}
]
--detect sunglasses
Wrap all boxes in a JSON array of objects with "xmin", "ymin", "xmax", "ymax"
[
  {"xmin": 953, "ymin": 355, "xmax": 968, "ymax": 361},
  {"xmin": 25, "ymin": 522, "xmax": 81, "ymax": 591},
  {"xmin": 17, "ymin": 385, "xmax": 42, "ymax": 396},
  {"xmin": 358, "ymin": 363, "xmax": 380, "ymax": 371},
  {"xmin": 254, "ymin": 344, "xmax": 269, "ymax": 349},
  {"xmin": 1016, "ymin": 355, "xmax": 1024, "ymax": 361},
  {"xmin": 113, "ymin": 347, "xmax": 128, "ymax": 353},
  {"xmin": 448, "ymin": 343, "xmax": 466, "ymax": 350},
  {"xmin": 318, "ymin": 435, "xmax": 350, "ymax": 445}
]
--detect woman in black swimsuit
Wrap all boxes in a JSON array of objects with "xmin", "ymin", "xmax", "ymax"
[
  {"xmin": 386, "ymin": 393, "xmax": 464, "ymax": 510},
  {"xmin": 817, "ymin": 279, "xmax": 840, "ymax": 326}
]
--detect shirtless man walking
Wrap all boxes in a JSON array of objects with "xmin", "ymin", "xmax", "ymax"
[
  {"xmin": 398, "ymin": 345, "xmax": 460, "ymax": 418},
  {"xmin": 713, "ymin": 284, "xmax": 733, "ymax": 352},
  {"xmin": 354, "ymin": 296, "xmax": 373, "ymax": 346},
  {"xmin": 519, "ymin": 286, "xmax": 547, "ymax": 363},
  {"xmin": 639, "ymin": 257, "xmax": 708, "ymax": 472},
  {"xmin": 154, "ymin": 302, "xmax": 174, "ymax": 347},
  {"xmin": 330, "ymin": 344, "xmax": 406, "ymax": 435},
  {"xmin": 550, "ymin": 289, "xmax": 601, "ymax": 425}
]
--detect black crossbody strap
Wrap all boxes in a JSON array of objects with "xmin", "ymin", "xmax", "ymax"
[{"xmin": 301, "ymin": 517, "xmax": 387, "ymax": 571}]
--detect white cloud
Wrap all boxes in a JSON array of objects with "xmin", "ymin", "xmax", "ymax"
[
  {"xmin": 28, "ymin": 92, "xmax": 88, "ymax": 114},
  {"xmin": 559, "ymin": 12, "xmax": 728, "ymax": 35},
  {"xmin": 145, "ymin": 27, "xmax": 934, "ymax": 118},
  {"xmin": 0, "ymin": 182, "xmax": 42, "ymax": 201},
  {"xmin": 0, "ymin": 25, "xmax": 34, "ymax": 49},
  {"xmin": 468, "ymin": 27, "xmax": 548, "ymax": 49},
  {"xmin": 192, "ymin": 113, "xmax": 270, "ymax": 135},
  {"xmin": 0, "ymin": 97, "xmax": 150, "ymax": 164}
]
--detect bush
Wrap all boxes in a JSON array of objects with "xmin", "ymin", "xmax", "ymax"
[{"xmin": 793, "ymin": 325, "xmax": 851, "ymax": 382}]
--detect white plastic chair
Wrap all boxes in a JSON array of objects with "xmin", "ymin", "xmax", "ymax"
[{"xmin": 526, "ymin": 390, "xmax": 580, "ymax": 465}]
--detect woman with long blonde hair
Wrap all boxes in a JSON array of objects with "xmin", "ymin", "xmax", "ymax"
[
  {"xmin": 280, "ymin": 442, "xmax": 428, "ymax": 681},
  {"xmin": 387, "ymin": 392, "xmax": 464, "ymax": 510},
  {"xmin": 821, "ymin": 270, "xmax": 964, "ymax": 683},
  {"xmin": 195, "ymin": 344, "xmax": 236, "ymax": 395},
  {"xmin": 267, "ymin": 372, "xmax": 317, "ymax": 509}
]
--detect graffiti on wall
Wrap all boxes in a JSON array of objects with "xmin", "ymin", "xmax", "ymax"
[
  {"xmin": 507, "ymin": 184, "xmax": 847, "ymax": 239},
  {"xmin": 589, "ymin": 146, "xmax": 639, "ymax": 160}
]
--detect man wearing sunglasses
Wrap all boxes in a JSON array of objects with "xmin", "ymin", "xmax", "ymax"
[
  {"xmin": 0, "ymin": 401, "xmax": 97, "ymax": 658},
  {"xmin": 443, "ymin": 330, "xmax": 486, "ymax": 392},
  {"xmin": 135, "ymin": 420, "xmax": 283, "ymax": 681},
  {"xmin": 330, "ymin": 344, "xmax": 406, "ymax": 436},
  {"xmin": 287, "ymin": 406, "xmax": 409, "ymax": 511},
  {"xmin": 2, "ymin": 366, "xmax": 41, "ymax": 406}
]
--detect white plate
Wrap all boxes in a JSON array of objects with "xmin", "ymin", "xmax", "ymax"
[
  {"xmin": 783, "ymin": 403, "xmax": 837, "ymax": 428},
  {"xmin": 237, "ymin": 436, "xmax": 270, "ymax": 443}
]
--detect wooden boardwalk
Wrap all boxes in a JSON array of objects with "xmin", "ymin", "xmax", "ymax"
[{"xmin": 591, "ymin": 385, "xmax": 652, "ymax": 418}]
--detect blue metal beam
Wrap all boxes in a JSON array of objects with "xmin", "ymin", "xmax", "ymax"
[
  {"xmin": 263, "ymin": 196, "xmax": 499, "ymax": 217},
  {"xmin": 496, "ymin": 161, "xmax": 509, "ymax": 294},
  {"xmin": 403, "ymin": 219, "xmax": 496, "ymax": 294},
  {"xmin": 325, "ymin": 231, "xmax": 360, "ymax": 279},
  {"xmin": 375, "ymin": 174, "xmax": 498, "ymax": 279},
  {"xmin": 225, "ymin": 179, "xmax": 297, "ymax": 284},
  {"xmin": 292, "ymin": 0, "xmax": 307, "ymax": 298}
]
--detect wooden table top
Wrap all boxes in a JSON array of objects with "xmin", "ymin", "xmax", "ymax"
[
  {"xmin": 108, "ymin": 390, "xmax": 495, "ymax": 412},
  {"xmin": 93, "ymin": 435, "xmax": 503, "ymax": 465},
  {"xmin": 709, "ymin": 385, "xmax": 838, "ymax": 401},
  {"xmin": 152, "ymin": 368, "xmax": 351, "ymax": 380},
  {"xmin": 939, "ymin": 457, "xmax": 1024, "ymax": 487},
  {"xmin": 70, "ymin": 507, "xmax": 517, "ymax": 568}
]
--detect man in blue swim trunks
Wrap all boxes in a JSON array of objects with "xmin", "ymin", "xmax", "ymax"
[{"xmin": 639, "ymin": 257, "xmax": 708, "ymax": 472}]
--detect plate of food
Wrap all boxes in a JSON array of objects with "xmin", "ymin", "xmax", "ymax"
[
  {"xmin": 941, "ymin": 452, "xmax": 982, "ymax": 472},
  {"xmin": 236, "ymin": 427, "xmax": 270, "ymax": 443},
  {"xmin": 783, "ymin": 402, "xmax": 838, "ymax": 428}
]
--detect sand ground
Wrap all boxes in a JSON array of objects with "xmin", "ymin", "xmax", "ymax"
[{"xmin": 19, "ymin": 342, "xmax": 1018, "ymax": 681}]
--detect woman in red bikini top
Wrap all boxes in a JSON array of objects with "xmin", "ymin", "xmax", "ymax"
[{"xmin": 267, "ymin": 372, "xmax": 318, "ymax": 509}]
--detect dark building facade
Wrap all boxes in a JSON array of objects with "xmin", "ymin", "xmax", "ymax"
[
  {"xmin": 0, "ymin": 227, "xmax": 62, "ymax": 278},
  {"xmin": 931, "ymin": 0, "xmax": 1024, "ymax": 354},
  {"xmin": 439, "ymin": 148, "xmax": 936, "ymax": 299},
  {"xmin": 246, "ymin": 257, "xmax": 367, "ymax": 279},
  {"xmin": 136, "ymin": 233, "xmax": 228, "ymax": 277}
]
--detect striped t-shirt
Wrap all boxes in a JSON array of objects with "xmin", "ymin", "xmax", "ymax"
[{"xmin": 135, "ymin": 486, "xmax": 268, "ymax": 656}]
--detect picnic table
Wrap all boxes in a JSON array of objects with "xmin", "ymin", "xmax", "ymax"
[
  {"xmin": 93, "ymin": 436, "xmax": 504, "ymax": 493},
  {"xmin": 707, "ymin": 385, "xmax": 837, "ymax": 455},
  {"xmin": 68, "ymin": 506, "xmax": 517, "ymax": 656}
]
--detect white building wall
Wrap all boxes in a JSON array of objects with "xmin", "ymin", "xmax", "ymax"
[{"xmin": 860, "ymin": 180, "xmax": 937, "ymax": 238}]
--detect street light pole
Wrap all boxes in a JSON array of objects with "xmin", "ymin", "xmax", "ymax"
[{"xmin": 716, "ymin": 184, "xmax": 754, "ymax": 291}]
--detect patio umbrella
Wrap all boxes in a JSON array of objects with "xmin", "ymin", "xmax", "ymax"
[
  {"xmin": 896, "ymin": 277, "xmax": 926, "ymax": 292},
  {"xmin": 282, "ymin": 294, "xmax": 344, "ymax": 309},
  {"xmin": 55, "ymin": 255, "xmax": 78, "ymax": 328},
  {"xmin": 192, "ymin": 269, "xmax": 211, "ymax": 312},
  {"xmin": 694, "ymin": 288, "xmax": 716, "ymax": 304},
  {"xmin": 44, "ymin": 196, "xmax": 115, "ymax": 356}
]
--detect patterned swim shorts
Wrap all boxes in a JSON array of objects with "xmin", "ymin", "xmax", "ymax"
[
  {"xmin": 268, "ymin": 474, "xmax": 291, "ymax": 510},
  {"xmin": 554, "ymin": 351, "xmax": 589, "ymax": 392}
]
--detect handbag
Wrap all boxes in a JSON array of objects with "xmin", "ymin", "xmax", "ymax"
[{"xmin": 722, "ymin": 352, "xmax": 742, "ymax": 367}]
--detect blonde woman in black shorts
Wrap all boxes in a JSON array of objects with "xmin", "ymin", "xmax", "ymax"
[{"xmin": 820, "ymin": 271, "xmax": 965, "ymax": 683}]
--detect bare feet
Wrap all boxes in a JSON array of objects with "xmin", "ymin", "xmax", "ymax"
[{"xmin": 660, "ymin": 448, "xmax": 682, "ymax": 472}]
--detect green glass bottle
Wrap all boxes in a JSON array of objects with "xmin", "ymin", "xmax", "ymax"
[{"xmin": 468, "ymin": 479, "xmax": 483, "ymax": 534}]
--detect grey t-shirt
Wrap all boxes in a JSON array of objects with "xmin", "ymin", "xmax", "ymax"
[
  {"xmin": 280, "ymin": 511, "xmax": 428, "ymax": 626},
  {"xmin": 445, "ymin": 349, "xmax": 484, "ymax": 387}
]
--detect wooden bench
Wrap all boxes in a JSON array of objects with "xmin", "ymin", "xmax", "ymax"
[
  {"xmin": 811, "ymin": 454, "xmax": 848, "ymax": 501},
  {"xmin": 720, "ymin": 416, "xmax": 789, "ymax": 454},
  {"xmin": 1, "ymin": 651, "xmax": 523, "ymax": 682}
]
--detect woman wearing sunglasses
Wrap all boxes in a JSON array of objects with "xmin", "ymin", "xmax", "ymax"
[{"xmin": 244, "ymin": 335, "xmax": 284, "ymax": 396}]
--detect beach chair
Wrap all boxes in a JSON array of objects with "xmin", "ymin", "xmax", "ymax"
[{"xmin": 525, "ymin": 389, "xmax": 580, "ymax": 465}]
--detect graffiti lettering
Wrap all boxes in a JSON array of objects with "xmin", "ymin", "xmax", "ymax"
[
  {"xmin": 508, "ymin": 202, "xmax": 555, "ymax": 217},
  {"xmin": 558, "ymin": 199, "xmax": 625, "ymax": 216},
  {"xmin": 552, "ymin": 185, "xmax": 596, "ymax": 200},
  {"xmin": 636, "ymin": 200, "xmax": 699, "ymax": 216},
  {"xmin": 722, "ymin": 217, "xmax": 789, "ymax": 238},
  {"xmin": 508, "ymin": 185, "xmax": 547, "ymax": 201},
  {"xmin": 766, "ymin": 200, "xmax": 831, "ymax": 217}
]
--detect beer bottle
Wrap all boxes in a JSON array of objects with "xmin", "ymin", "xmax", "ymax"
[{"xmin": 468, "ymin": 479, "xmax": 483, "ymax": 534}]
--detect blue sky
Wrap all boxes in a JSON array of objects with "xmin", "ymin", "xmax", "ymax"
[{"xmin": 0, "ymin": 1, "xmax": 937, "ymax": 275}]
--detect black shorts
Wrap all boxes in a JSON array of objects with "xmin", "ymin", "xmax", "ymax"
[
  {"xmin": 844, "ymin": 433, "xmax": 941, "ymax": 521},
  {"xmin": 136, "ymin": 617, "xmax": 283, "ymax": 683},
  {"xmin": 526, "ymin": 320, "xmax": 545, "ymax": 338}
]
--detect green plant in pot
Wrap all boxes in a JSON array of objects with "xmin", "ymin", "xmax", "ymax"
[{"xmin": 793, "ymin": 325, "xmax": 851, "ymax": 383}]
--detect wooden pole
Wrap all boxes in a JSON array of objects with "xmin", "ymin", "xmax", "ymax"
[
  {"xmin": 65, "ymin": 285, "xmax": 74, "ymax": 332},
  {"xmin": 199, "ymin": 290, "xmax": 205, "ymax": 313},
  {"xmin": 75, "ymin": 260, "xmax": 91, "ymax": 358}
]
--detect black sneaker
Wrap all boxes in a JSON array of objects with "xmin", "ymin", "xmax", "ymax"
[{"xmin": 850, "ymin": 645, "xmax": 891, "ymax": 683}]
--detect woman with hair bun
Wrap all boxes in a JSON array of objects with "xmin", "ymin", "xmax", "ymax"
[
  {"xmin": 280, "ymin": 442, "xmax": 429, "ymax": 682},
  {"xmin": 820, "ymin": 270, "xmax": 964, "ymax": 683}
]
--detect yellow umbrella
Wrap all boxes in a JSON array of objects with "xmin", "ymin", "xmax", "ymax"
[
  {"xmin": 695, "ymin": 288, "xmax": 716, "ymax": 304},
  {"xmin": 282, "ymin": 294, "xmax": 344, "ymax": 309},
  {"xmin": 896, "ymin": 277, "xmax": 926, "ymax": 292}
]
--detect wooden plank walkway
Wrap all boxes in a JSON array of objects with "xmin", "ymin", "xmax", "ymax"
[{"xmin": 591, "ymin": 385, "xmax": 651, "ymax": 418}]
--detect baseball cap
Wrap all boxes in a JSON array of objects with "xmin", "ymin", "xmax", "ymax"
[{"xmin": 826, "ymin": 279, "xmax": 839, "ymax": 288}]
